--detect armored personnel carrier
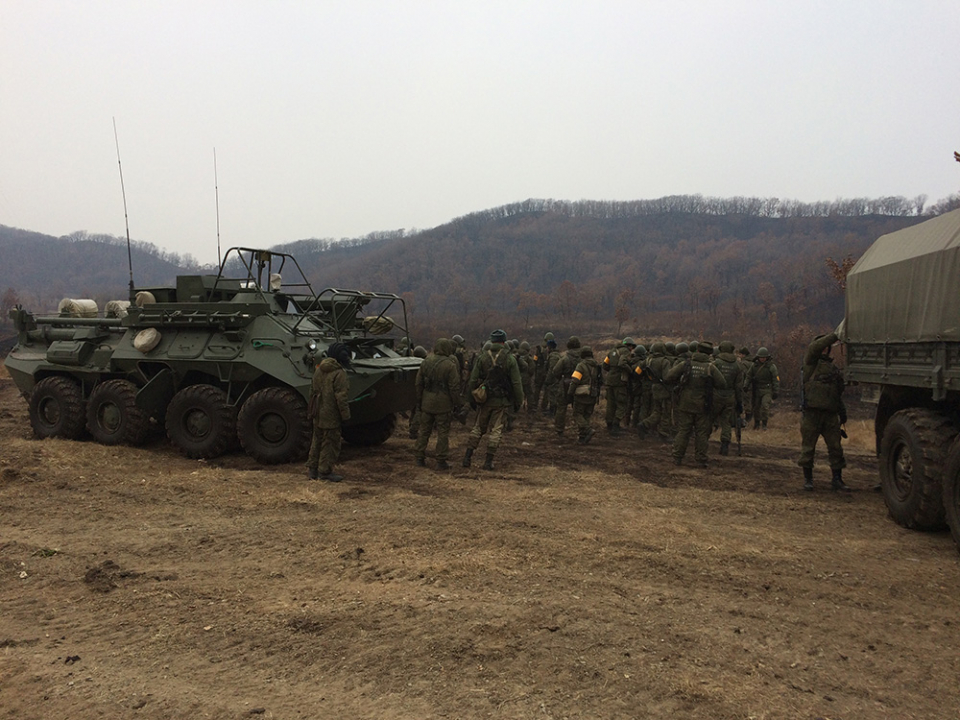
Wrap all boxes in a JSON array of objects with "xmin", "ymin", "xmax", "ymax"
[
  {"xmin": 4, "ymin": 247, "xmax": 421, "ymax": 464},
  {"xmin": 840, "ymin": 209, "xmax": 960, "ymax": 550}
]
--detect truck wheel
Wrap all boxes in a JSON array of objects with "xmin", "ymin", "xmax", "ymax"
[
  {"xmin": 87, "ymin": 380, "xmax": 149, "ymax": 446},
  {"xmin": 942, "ymin": 438, "xmax": 960, "ymax": 553},
  {"xmin": 341, "ymin": 413, "xmax": 397, "ymax": 446},
  {"xmin": 166, "ymin": 385, "xmax": 236, "ymax": 459},
  {"xmin": 879, "ymin": 409, "xmax": 956, "ymax": 530},
  {"xmin": 29, "ymin": 376, "xmax": 86, "ymax": 440},
  {"xmin": 237, "ymin": 387, "xmax": 311, "ymax": 464}
]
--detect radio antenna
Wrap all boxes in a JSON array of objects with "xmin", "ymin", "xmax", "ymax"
[
  {"xmin": 214, "ymin": 147, "xmax": 222, "ymax": 267},
  {"xmin": 113, "ymin": 117, "xmax": 135, "ymax": 301}
]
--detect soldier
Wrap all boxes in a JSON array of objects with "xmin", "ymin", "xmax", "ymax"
[
  {"xmin": 638, "ymin": 342, "xmax": 673, "ymax": 442},
  {"xmin": 414, "ymin": 338, "xmax": 463, "ymax": 471},
  {"xmin": 798, "ymin": 332, "xmax": 850, "ymax": 491},
  {"xmin": 712, "ymin": 341, "xmax": 744, "ymax": 456},
  {"xmin": 408, "ymin": 344, "xmax": 429, "ymax": 439},
  {"xmin": 628, "ymin": 344, "xmax": 649, "ymax": 428},
  {"xmin": 532, "ymin": 332, "xmax": 555, "ymax": 410},
  {"xmin": 463, "ymin": 329, "xmax": 524, "ymax": 471},
  {"xmin": 306, "ymin": 342, "xmax": 352, "ymax": 483},
  {"xmin": 452, "ymin": 334, "xmax": 469, "ymax": 394},
  {"xmin": 602, "ymin": 337, "xmax": 636, "ymax": 435},
  {"xmin": 568, "ymin": 345, "xmax": 601, "ymax": 444},
  {"xmin": 745, "ymin": 347, "xmax": 780, "ymax": 429},
  {"xmin": 518, "ymin": 341, "xmax": 535, "ymax": 411},
  {"xmin": 665, "ymin": 341, "xmax": 726, "ymax": 467},
  {"xmin": 541, "ymin": 337, "xmax": 562, "ymax": 415},
  {"xmin": 549, "ymin": 336, "xmax": 582, "ymax": 437}
]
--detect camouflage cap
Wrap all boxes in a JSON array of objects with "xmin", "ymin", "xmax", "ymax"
[{"xmin": 697, "ymin": 341, "xmax": 714, "ymax": 355}]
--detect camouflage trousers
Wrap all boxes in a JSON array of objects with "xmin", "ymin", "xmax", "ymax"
[
  {"xmin": 555, "ymin": 393, "xmax": 574, "ymax": 434},
  {"xmin": 604, "ymin": 385, "xmax": 629, "ymax": 426},
  {"xmin": 573, "ymin": 399, "xmax": 597, "ymax": 437},
  {"xmin": 308, "ymin": 425, "xmax": 342, "ymax": 475},
  {"xmin": 672, "ymin": 410, "xmax": 712, "ymax": 465},
  {"xmin": 643, "ymin": 394, "xmax": 673, "ymax": 439},
  {"xmin": 468, "ymin": 404, "xmax": 508, "ymax": 455},
  {"xmin": 712, "ymin": 395, "xmax": 737, "ymax": 443},
  {"xmin": 797, "ymin": 409, "xmax": 845, "ymax": 470},
  {"xmin": 416, "ymin": 410, "xmax": 453, "ymax": 462},
  {"xmin": 751, "ymin": 390, "xmax": 773, "ymax": 427}
]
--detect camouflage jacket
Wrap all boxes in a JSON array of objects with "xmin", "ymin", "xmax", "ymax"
[{"xmin": 310, "ymin": 357, "xmax": 351, "ymax": 429}]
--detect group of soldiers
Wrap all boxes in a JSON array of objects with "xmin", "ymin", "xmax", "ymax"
[
  {"xmin": 310, "ymin": 328, "xmax": 848, "ymax": 492},
  {"xmin": 411, "ymin": 329, "xmax": 803, "ymax": 475}
]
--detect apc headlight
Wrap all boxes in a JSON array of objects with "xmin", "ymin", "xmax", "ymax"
[{"xmin": 306, "ymin": 340, "xmax": 318, "ymax": 352}]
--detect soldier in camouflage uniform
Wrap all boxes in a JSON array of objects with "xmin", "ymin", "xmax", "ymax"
[
  {"xmin": 549, "ymin": 336, "xmax": 582, "ymax": 436},
  {"xmin": 798, "ymin": 332, "xmax": 849, "ymax": 491},
  {"xmin": 711, "ymin": 341, "xmax": 744, "ymax": 456},
  {"xmin": 542, "ymin": 338, "xmax": 562, "ymax": 415},
  {"xmin": 745, "ymin": 347, "xmax": 779, "ymax": 429},
  {"xmin": 638, "ymin": 342, "xmax": 673, "ymax": 442},
  {"xmin": 602, "ymin": 338, "xmax": 636, "ymax": 435},
  {"xmin": 628, "ymin": 344, "xmax": 650, "ymax": 428},
  {"xmin": 307, "ymin": 342, "xmax": 352, "ymax": 483},
  {"xmin": 532, "ymin": 332, "xmax": 555, "ymax": 411},
  {"xmin": 665, "ymin": 341, "xmax": 726, "ymax": 467},
  {"xmin": 463, "ymin": 329, "xmax": 524, "ymax": 471},
  {"xmin": 518, "ymin": 341, "xmax": 535, "ymax": 411},
  {"xmin": 415, "ymin": 338, "xmax": 463, "ymax": 471},
  {"xmin": 568, "ymin": 345, "xmax": 601, "ymax": 444},
  {"xmin": 408, "ymin": 344, "xmax": 429, "ymax": 439}
]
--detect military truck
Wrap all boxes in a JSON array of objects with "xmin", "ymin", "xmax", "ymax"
[
  {"xmin": 4, "ymin": 247, "xmax": 421, "ymax": 464},
  {"xmin": 839, "ymin": 208, "xmax": 960, "ymax": 550}
]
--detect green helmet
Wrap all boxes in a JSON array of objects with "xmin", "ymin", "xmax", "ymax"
[
  {"xmin": 567, "ymin": 336, "xmax": 581, "ymax": 349},
  {"xmin": 413, "ymin": 345, "xmax": 427, "ymax": 358},
  {"xmin": 543, "ymin": 331, "xmax": 555, "ymax": 342},
  {"xmin": 718, "ymin": 341, "xmax": 735, "ymax": 354},
  {"xmin": 520, "ymin": 341, "xmax": 531, "ymax": 351},
  {"xmin": 676, "ymin": 342, "xmax": 689, "ymax": 355},
  {"xmin": 665, "ymin": 342, "xmax": 676, "ymax": 355},
  {"xmin": 622, "ymin": 337, "xmax": 636, "ymax": 347},
  {"xmin": 756, "ymin": 346, "xmax": 770, "ymax": 358},
  {"xmin": 635, "ymin": 344, "xmax": 647, "ymax": 356},
  {"xmin": 452, "ymin": 334, "xmax": 465, "ymax": 346},
  {"xmin": 580, "ymin": 345, "xmax": 594, "ymax": 358}
]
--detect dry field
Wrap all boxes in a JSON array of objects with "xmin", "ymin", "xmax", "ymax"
[{"xmin": 2, "ymin": 364, "xmax": 959, "ymax": 719}]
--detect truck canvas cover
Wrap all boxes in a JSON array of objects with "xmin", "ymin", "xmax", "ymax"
[{"xmin": 842, "ymin": 208, "xmax": 960, "ymax": 343}]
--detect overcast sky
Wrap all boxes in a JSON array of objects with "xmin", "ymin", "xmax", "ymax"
[{"xmin": 2, "ymin": 1, "xmax": 958, "ymax": 265}]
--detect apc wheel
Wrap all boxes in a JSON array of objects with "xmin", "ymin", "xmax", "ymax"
[
  {"xmin": 237, "ymin": 387, "xmax": 311, "ymax": 464},
  {"xmin": 165, "ymin": 385, "xmax": 236, "ymax": 459},
  {"xmin": 86, "ymin": 379, "xmax": 149, "ymax": 446},
  {"xmin": 942, "ymin": 437, "xmax": 960, "ymax": 553},
  {"xmin": 341, "ymin": 413, "xmax": 397, "ymax": 446},
  {"xmin": 879, "ymin": 409, "xmax": 956, "ymax": 530},
  {"xmin": 29, "ymin": 376, "xmax": 86, "ymax": 440}
]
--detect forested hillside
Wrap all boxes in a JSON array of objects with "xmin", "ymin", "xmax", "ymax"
[{"xmin": 4, "ymin": 193, "xmax": 959, "ymax": 356}]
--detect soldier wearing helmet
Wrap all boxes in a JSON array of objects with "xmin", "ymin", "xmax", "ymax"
[
  {"xmin": 712, "ymin": 341, "xmax": 744, "ymax": 456},
  {"xmin": 745, "ymin": 346, "xmax": 779, "ymax": 429},
  {"xmin": 602, "ymin": 337, "xmax": 637, "ymax": 435},
  {"xmin": 463, "ymin": 329, "xmax": 524, "ymax": 471},
  {"xmin": 548, "ymin": 336, "xmax": 582, "ymax": 436},
  {"xmin": 798, "ymin": 332, "xmax": 849, "ymax": 492},
  {"xmin": 532, "ymin": 332, "xmax": 556, "ymax": 411}
]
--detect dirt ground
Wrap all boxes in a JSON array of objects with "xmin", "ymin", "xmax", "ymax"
[{"xmin": 2, "ymin": 367, "xmax": 959, "ymax": 720}]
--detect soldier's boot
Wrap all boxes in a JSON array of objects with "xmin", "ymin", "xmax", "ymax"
[
  {"xmin": 831, "ymin": 468, "xmax": 851, "ymax": 492},
  {"xmin": 762, "ymin": 420, "xmax": 768, "ymax": 430},
  {"xmin": 610, "ymin": 422, "xmax": 622, "ymax": 437},
  {"xmin": 580, "ymin": 428, "xmax": 595, "ymax": 445},
  {"xmin": 415, "ymin": 456, "xmax": 426, "ymax": 467},
  {"xmin": 436, "ymin": 459, "xmax": 450, "ymax": 471},
  {"xmin": 753, "ymin": 420, "xmax": 760, "ymax": 430},
  {"xmin": 482, "ymin": 453, "xmax": 495, "ymax": 471},
  {"xmin": 462, "ymin": 448, "xmax": 474, "ymax": 468},
  {"xmin": 719, "ymin": 441, "xmax": 729, "ymax": 456},
  {"xmin": 803, "ymin": 466, "xmax": 814, "ymax": 491},
  {"xmin": 636, "ymin": 424, "xmax": 648, "ymax": 440},
  {"xmin": 319, "ymin": 472, "xmax": 343, "ymax": 483},
  {"xmin": 308, "ymin": 467, "xmax": 319, "ymax": 480}
]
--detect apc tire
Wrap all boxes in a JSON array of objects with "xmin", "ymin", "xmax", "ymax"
[
  {"xmin": 166, "ymin": 385, "xmax": 236, "ymax": 459},
  {"xmin": 879, "ymin": 409, "xmax": 956, "ymax": 530},
  {"xmin": 29, "ymin": 376, "xmax": 86, "ymax": 440},
  {"xmin": 341, "ymin": 413, "xmax": 397, "ymax": 447},
  {"xmin": 87, "ymin": 379, "xmax": 149, "ymax": 446},
  {"xmin": 942, "ymin": 437, "xmax": 960, "ymax": 553},
  {"xmin": 237, "ymin": 387, "xmax": 311, "ymax": 464}
]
